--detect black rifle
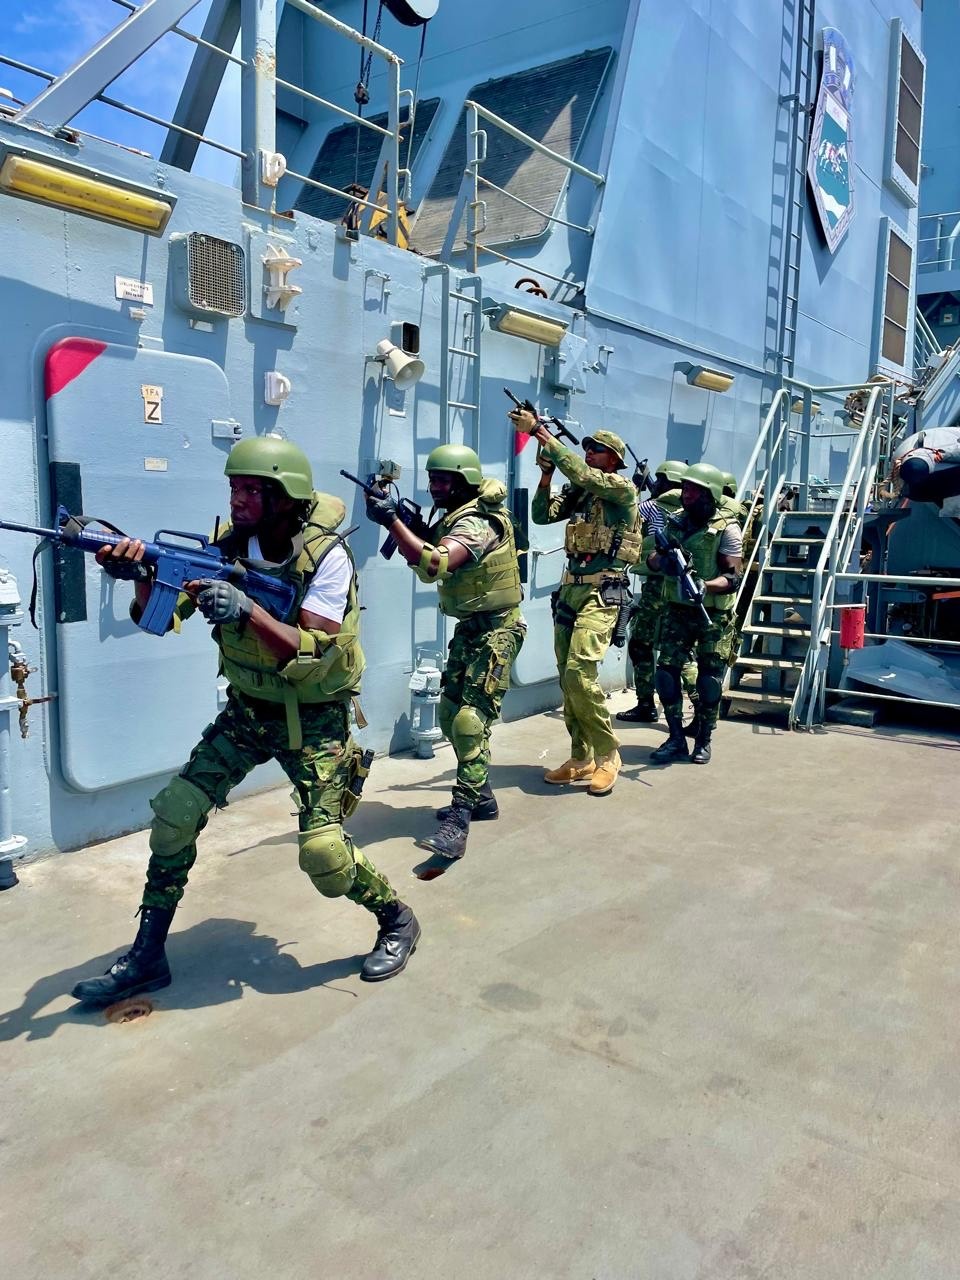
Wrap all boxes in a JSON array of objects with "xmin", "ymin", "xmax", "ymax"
[
  {"xmin": 624, "ymin": 442, "xmax": 652, "ymax": 495},
  {"xmin": 503, "ymin": 387, "xmax": 580, "ymax": 446},
  {"xmin": 340, "ymin": 470, "xmax": 429, "ymax": 560},
  {"xmin": 653, "ymin": 527, "xmax": 713, "ymax": 626}
]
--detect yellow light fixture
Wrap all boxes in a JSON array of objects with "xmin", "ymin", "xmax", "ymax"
[
  {"xmin": 685, "ymin": 365, "xmax": 735, "ymax": 393},
  {"xmin": 0, "ymin": 154, "xmax": 173, "ymax": 233},
  {"xmin": 490, "ymin": 304, "xmax": 568, "ymax": 347},
  {"xmin": 790, "ymin": 398, "xmax": 821, "ymax": 414}
]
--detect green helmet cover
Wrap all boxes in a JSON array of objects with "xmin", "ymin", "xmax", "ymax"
[
  {"xmin": 224, "ymin": 436, "xmax": 313, "ymax": 500},
  {"xmin": 655, "ymin": 459, "xmax": 688, "ymax": 485},
  {"xmin": 425, "ymin": 444, "xmax": 483, "ymax": 486},
  {"xmin": 683, "ymin": 462, "xmax": 725, "ymax": 504},
  {"xmin": 721, "ymin": 471, "xmax": 738, "ymax": 497}
]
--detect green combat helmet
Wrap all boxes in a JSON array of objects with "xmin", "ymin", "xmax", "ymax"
[
  {"xmin": 683, "ymin": 462, "xmax": 725, "ymax": 504},
  {"xmin": 425, "ymin": 444, "xmax": 483, "ymax": 486},
  {"xmin": 582, "ymin": 429, "xmax": 628, "ymax": 469},
  {"xmin": 224, "ymin": 435, "xmax": 313, "ymax": 500},
  {"xmin": 656, "ymin": 459, "xmax": 688, "ymax": 485},
  {"xmin": 721, "ymin": 471, "xmax": 738, "ymax": 498}
]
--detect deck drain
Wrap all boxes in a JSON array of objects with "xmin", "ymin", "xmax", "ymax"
[{"xmin": 104, "ymin": 996, "xmax": 154, "ymax": 1024}]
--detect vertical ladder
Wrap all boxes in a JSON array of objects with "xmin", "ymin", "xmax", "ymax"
[
  {"xmin": 438, "ymin": 270, "xmax": 483, "ymax": 452},
  {"xmin": 777, "ymin": 0, "xmax": 816, "ymax": 377}
]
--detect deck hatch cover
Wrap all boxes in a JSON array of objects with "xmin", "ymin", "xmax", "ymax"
[
  {"xmin": 294, "ymin": 99, "xmax": 440, "ymax": 222},
  {"xmin": 411, "ymin": 48, "xmax": 612, "ymax": 258},
  {"xmin": 187, "ymin": 233, "xmax": 246, "ymax": 317}
]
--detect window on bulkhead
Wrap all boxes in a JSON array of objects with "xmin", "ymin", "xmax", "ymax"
[
  {"xmin": 881, "ymin": 228, "xmax": 913, "ymax": 368},
  {"xmin": 410, "ymin": 48, "xmax": 613, "ymax": 259}
]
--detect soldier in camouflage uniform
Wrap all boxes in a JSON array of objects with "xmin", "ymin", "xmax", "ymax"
[
  {"xmin": 618, "ymin": 460, "xmax": 698, "ymax": 724},
  {"xmin": 648, "ymin": 463, "xmax": 743, "ymax": 766},
  {"xmin": 72, "ymin": 437, "xmax": 420, "ymax": 1009},
  {"xmin": 366, "ymin": 444, "xmax": 525, "ymax": 861},
  {"xmin": 515, "ymin": 407, "xmax": 641, "ymax": 797}
]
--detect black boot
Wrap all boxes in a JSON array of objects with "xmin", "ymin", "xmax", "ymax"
[
  {"xmin": 416, "ymin": 805, "xmax": 471, "ymax": 860},
  {"xmin": 690, "ymin": 725, "xmax": 713, "ymax": 765},
  {"xmin": 616, "ymin": 696, "xmax": 658, "ymax": 723},
  {"xmin": 649, "ymin": 714, "xmax": 691, "ymax": 764},
  {"xmin": 360, "ymin": 900, "xmax": 421, "ymax": 982},
  {"xmin": 683, "ymin": 709, "xmax": 701, "ymax": 739},
  {"xmin": 71, "ymin": 906, "xmax": 175, "ymax": 1007},
  {"xmin": 436, "ymin": 781, "xmax": 498, "ymax": 822}
]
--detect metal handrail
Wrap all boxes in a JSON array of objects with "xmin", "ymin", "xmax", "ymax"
[
  {"xmin": 110, "ymin": 0, "xmax": 245, "ymax": 67},
  {"xmin": 795, "ymin": 382, "xmax": 892, "ymax": 726},
  {"xmin": 441, "ymin": 98, "xmax": 606, "ymax": 275}
]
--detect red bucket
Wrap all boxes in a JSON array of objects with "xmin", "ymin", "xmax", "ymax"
[{"xmin": 838, "ymin": 604, "xmax": 866, "ymax": 649}]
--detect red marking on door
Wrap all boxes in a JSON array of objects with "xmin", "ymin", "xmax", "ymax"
[
  {"xmin": 514, "ymin": 430, "xmax": 532, "ymax": 455},
  {"xmin": 45, "ymin": 337, "xmax": 108, "ymax": 400}
]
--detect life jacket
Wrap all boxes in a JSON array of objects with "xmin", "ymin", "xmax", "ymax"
[
  {"xmin": 432, "ymin": 479, "xmax": 524, "ymax": 620},
  {"xmin": 213, "ymin": 493, "xmax": 365, "ymax": 747},
  {"xmin": 662, "ymin": 507, "xmax": 738, "ymax": 612}
]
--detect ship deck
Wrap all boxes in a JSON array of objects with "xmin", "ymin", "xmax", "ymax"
[{"xmin": 3, "ymin": 694, "xmax": 959, "ymax": 1279}]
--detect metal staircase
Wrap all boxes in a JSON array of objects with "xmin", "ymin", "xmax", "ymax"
[{"xmin": 726, "ymin": 380, "xmax": 896, "ymax": 728}]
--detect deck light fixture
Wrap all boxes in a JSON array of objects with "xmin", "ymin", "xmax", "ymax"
[
  {"xmin": 790, "ymin": 398, "xmax": 821, "ymax": 415},
  {"xmin": 0, "ymin": 154, "xmax": 173, "ymax": 233},
  {"xmin": 488, "ymin": 303, "xmax": 568, "ymax": 347},
  {"xmin": 684, "ymin": 364, "xmax": 735, "ymax": 393}
]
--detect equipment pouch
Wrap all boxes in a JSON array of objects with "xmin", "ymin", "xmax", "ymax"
[
  {"xmin": 340, "ymin": 746, "xmax": 374, "ymax": 820},
  {"xmin": 599, "ymin": 576, "xmax": 631, "ymax": 608}
]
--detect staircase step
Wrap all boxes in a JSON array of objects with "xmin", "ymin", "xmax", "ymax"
[
  {"xmin": 773, "ymin": 537, "xmax": 826, "ymax": 545},
  {"xmin": 735, "ymin": 656, "xmax": 805, "ymax": 670},
  {"xmin": 743, "ymin": 623, "xmax": 811, "ymax": 637},
  {"xmin": 753, "ymin": 593, "xmax": 813, "ymax": 604},
  {"xmin": 762, "ymin": 565, "xmax": 815, "ymax": 575},
  {"xmin": 725, "ymin": 687, "xmax": 795, "ymax": 706}
]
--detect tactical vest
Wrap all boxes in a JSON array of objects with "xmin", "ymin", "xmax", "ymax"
[
  {"xmin": 432, "ymin": 487, "xmax": 523, "ymax": 620},
  {"xmin": 563, "ymin": 490, "xmax": 642, "ymax": 573},
  {"xmin": 214, "ymin": 493, "xmax": 365, "ymax": 744},
  {"xmin": 662, "ymin": 508, "xmax": 738, "ymax": 612},
  {"xmin": 635, "ymin": 489, "xmax": 683, "ymax": 579}
]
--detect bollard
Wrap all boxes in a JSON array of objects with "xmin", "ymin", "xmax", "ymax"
[{"xmin": 409, "ymin": 650, "xmax": 444, "ymax": 759}]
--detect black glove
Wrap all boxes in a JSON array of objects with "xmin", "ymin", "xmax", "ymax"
[
  {"xmin": 196, "ymin": 579, "xmax": 254, "ymax": 626},
  {"xmin": 101, "ymin": 556, "xmax": 152, "ymax": 583},
  {"xmin": 365, "ymin": 490, "xmax": 400, "ymax": 528}
]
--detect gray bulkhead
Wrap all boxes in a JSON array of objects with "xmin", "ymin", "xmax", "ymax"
[{"xmin": 0, "ymin": 0, "xmax": 925, "ymax": 855}]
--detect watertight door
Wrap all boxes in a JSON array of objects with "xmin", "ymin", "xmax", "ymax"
[{"xmin": 45, "ymin": 337, "xmax": 239, "ymax": 791}]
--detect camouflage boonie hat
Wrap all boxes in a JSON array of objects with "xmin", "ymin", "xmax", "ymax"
[{"xmin": 582, "ymin": 429, "xmax": 627, "ymax": 469}]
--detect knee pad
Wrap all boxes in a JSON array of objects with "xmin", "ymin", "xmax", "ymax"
[
  {"xmin": 696, "ymin": 671, "xmax": 724, "ymax": 709},
  {"xmin": 298, "ymin": 823, "xmax": 356, "ymax": 898},
  {"xmin": 438, "ymin": 695, "xmax": 458, "ymax": 742},
  {"xmin": 450, "ymin": 705, "xmax": 487, "ymax": 763},
  {"xmin": 149, "ymin": 777, "xmax": 212, "ymax": 858},
  {"xmin": 656, "ymin": 665, "xmax": 682, "ymax": 706}
]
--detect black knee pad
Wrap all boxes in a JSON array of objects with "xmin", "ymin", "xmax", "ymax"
[
  {"xmin": 696, "ymin": 670, "xmax": 724, "ymax": 709},
  {"xmin": 656, "ymin": 665, "xmax": 682, "ymax": 705}
]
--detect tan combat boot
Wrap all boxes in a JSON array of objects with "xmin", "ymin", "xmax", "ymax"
[
  {"xmin": 543, "ymin": 757, "xmax": 595, "ymax": 785},
  {"xmin": 588, "ymin": 750, "xmax": 622, "ymax": 796}
]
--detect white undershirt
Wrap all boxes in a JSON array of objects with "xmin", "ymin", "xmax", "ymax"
[{"xmin": 247, "ymin": 534, "xmax": 351, "ymax": 623}]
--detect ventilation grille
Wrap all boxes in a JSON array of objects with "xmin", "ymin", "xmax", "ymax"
[{"xmin": 187, "ymin": 233, "xmax": 245, "ymax": 317}]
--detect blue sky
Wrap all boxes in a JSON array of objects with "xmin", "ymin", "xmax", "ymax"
[{"xmin": 4, "ymin": 0, "xmax": 241, "ymax": 183}]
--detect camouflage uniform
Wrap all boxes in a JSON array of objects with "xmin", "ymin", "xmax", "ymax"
[
  {"xmin": 657, "ymin": 605, "xmax": 736, "ymax": 728},
  {"xmin": 143, "ymin": 692, "xmax": 394, "ymax": 911},
  {"xmin": 532, "ymin": 436, "xmax": 640, "ymax": 761}
]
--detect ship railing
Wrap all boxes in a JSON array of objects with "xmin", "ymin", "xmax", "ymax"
[
  {"xmin": 6, "ymin": 0, "xmax": 409, "ymax": 244},
  {"xmin": 917, "ymin": 211, "xmax": 960, "ymax": 274},
  {"xmin": 914, "ymin": 306, "xmax": 944, "ymax": 373},
  {"xmin": 439, "ymin": 99, "xmax": 605, "ymax": 288},
  {"xmin": 792, "ymin": 380, "xmax": 895, "ymax": 728}
]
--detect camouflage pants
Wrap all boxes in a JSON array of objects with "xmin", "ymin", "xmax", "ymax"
[
  {"xmin": 553, "ymin": 584, "xmax": 619, "ymax": 760},
  {"xmin": 141, "ymin": 690, "xmax": 396, "ymax": 914},
  {"xmin": 656, "ymin": 603, "xmax": 735, "ymax": 729},
  {"xmin": 440, "ymin": 608, "xmax": 526, "ymax": 809},
  {"xmin": 627, "ymin": 576, "xmax": 698, "ymax": 700}
]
